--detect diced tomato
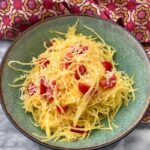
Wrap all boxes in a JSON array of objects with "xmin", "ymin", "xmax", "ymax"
[
  {"xmin": 46, "ymin": 91, "xmax": 54, "ymax": 102},
  {"xmin": 99, "ymin": 74, "xmax": 117, "ymax": 89},
  {"xmin": 38, "ymin": 58, "xmax": 50, "ymax": 68},
  {"xmin": 102, "ymin": 61, "xmax": 113, "ymax": 71},
  {"xmin": 70, "ymin": 45, "xmax": 88, "ymax": 55},
  {"xmin": 65, "ymin": 52, "xmax": 73, "ymax": 60},
  {"xmin": 63, "ymin": 45, "xmax": 88, "ymax": 70},
  {"xmin": 40, "ymin": 78, "xmax": 59, "ymax": 103},
  {"xmin": 78, "ymin": 82, "xmax": 90, "ymax": 94},
  {"xmin": 40, "ymin": 79, "xmax": 47, "ymax": 94},
  {"xmin": 47, "ymin": 95, "xmax": 54, "ymax": 103},
  {"xmin": 71, "ymin": 125, "xmax": 85, "ymax": 134},
  {"xmin": 57, "ymin": 105, "xmax": 68, "ymax": 114},
  {"xmin": 64, "ymin": 62, "xmax": 72, "ymax": 69},
  {"xmin": 43, "ymin": 60, "xmax": 50, "ymax": 67},
  {"xmin": 71, "ymin": 129, "xmax": 85, "ymax": 134},
  {"xmin": 79, "ymin": 45, "xmax": 88, "ymax": 54},
  {"xmin": 45, "ymin": 80, "xmax": 58, "ymax": 102},
  {"xmin": 27, "ymin": 82, "xmax": 36, "ymax": 96},
  {"xmin": 46, "ymin": 86, "xmax": 54, "ymax": 102},
  {"xmin": 70, "ymin": 46, "xmax": 77, "ymax": 53},
  {"xmin": 75, "ymin": 65, "xmax": 87, "ymax": 80},
  {"xmin": 63, "ymin": 51, "xmax": 73, "ymax": 69},
  {"xmin": 47, "ymin": 80, "xmax": 56, "ymax": 91},
  {"xmin": 52, "ymin": 80, "xmax": 56, "ymax": 86}
]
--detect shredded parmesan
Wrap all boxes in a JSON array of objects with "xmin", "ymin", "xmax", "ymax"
[{"xmin": 8, "ymin": 22, "xmax": 135, "ymax": 142}]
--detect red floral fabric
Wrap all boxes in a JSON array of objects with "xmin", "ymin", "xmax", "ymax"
[
  {"xmin": 0, "ymin": 0, "xmax": 149, "ymax": 41},
  {"xmin": 0, "ymin": 0, "xmax": 150, "ymax": 123}
]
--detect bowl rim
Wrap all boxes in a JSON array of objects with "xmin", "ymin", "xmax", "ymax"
[{"xmin": 0, "ymin": 14, "xmax": 150, "ymax": 150}]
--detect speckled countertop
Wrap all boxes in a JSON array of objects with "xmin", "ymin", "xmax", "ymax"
[{"xmin": 0, "ymin": 41, "xmax": 150, "ymax": 150}]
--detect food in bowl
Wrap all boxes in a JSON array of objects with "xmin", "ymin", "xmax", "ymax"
[{"xmin": 8, "ymin": 22, "xmax": 135, "ymax": 142}]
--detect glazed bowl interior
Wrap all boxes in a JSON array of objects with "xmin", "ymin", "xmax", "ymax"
[{"xmin": 1, "ymin": 15, "xmax": 150, "ymax": 150}]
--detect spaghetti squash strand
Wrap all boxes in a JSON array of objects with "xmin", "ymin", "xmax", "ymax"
[{"xmin": 8, "ymin": 22, "xmax": 135, "ymax": 142}]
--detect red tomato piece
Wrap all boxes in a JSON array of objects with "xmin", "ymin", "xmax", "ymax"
[
  {"xmin": 79, "ymin": 45, "xmax": 88, "ymax": 54},
  {"xmin": 28, "ymin": 83, "xmax": 36, "ymax": 96},
  {"xmin": 40, "ymin": 79, "xmax": 47, "ymax": 94},
  {"xmin": 70, "ymin": 45, "xmax": 88, "ymax": 55},
  {"xmin": 78, "ymin": 82, "xmax": 90, "ymax": 94},
  {"xmin": 40, "ymin": 79, "xmax": 58, "ymax": 103},
  {"xmin": 64, "ymin": 62, "xmax": 72, "ymax": 69},
  {"xmin": 102, "ymin": 61, "xmax": 113, "ymax": 71},
  {"xmin": 70, "ymin": 125, "xmax": 85, "ymax": 134},
  {"xmin": 51, "ymin": 80, "xmax": 56, "ymax": 86},
  {"xmin": 47, "ymin": 95, "xmax": 54, "ymax": 103},
  {"xmin": 65, "ymin": 52, "xmax": 73, "ymax": 60},
  {"xmin": 63, "ymin": 51, "xmax": 73, "ymax": 69},
  {"xmin": 70, "ymin": 46, "xmax": 77, "ymax": 53},
  {"xmin": 75, "ymin": 65, "xmax": 87, "ymax": 80},
  {"xmin": 63, "ymin": 45, "xmax": 88, "ymax": 70},
  {"xmin": 43, "ymin": 60, "xmax": 50, "ymax": 67},
  {"xmin": 46, "ymin": 87, "xmax": 54, "ymax": 102},
  {"xmin": 99, "ymin": 74, "xmax": 117, "ymax": 89},
  {"xmin": 46, "ymin": 80, "xmax": 57, "ymax": 102},
  {"xmin": 71, "ymin": 129, "xmax": 85, "ymax": 134},
  {"xmin": 57, "ymin": 105, "xmax": 68, "ymax": 114},
  {"xmin": 38, "ymin": 58, "xmax": 50, "ymax": 68}
]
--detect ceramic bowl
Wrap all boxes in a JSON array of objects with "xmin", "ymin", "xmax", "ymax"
[{"xmin": 0, "ymin": 15, "xmax": 150, "ymax": 150}]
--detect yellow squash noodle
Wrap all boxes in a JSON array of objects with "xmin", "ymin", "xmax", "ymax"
[{"xmin": 9, "ymin": 23, "xmax": 135, "ymax": 142}]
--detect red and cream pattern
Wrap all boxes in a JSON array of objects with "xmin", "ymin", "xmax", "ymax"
[
  {"xmin": 101, "ymin": 0, "xmax": 150, "ymax": 42},
  {"xmin": 0, "ymin": 0, "xmax": 68, "ymax": 39},
  {"xmin": 0, "ymin": 0, "xmax": 150, "ymax": 122},
  {"xmin": 0, "ymin": 0, "xmax": 149, "ymax": 41}
]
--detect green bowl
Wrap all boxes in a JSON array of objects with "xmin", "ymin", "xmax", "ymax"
[{"xmin": 0, "ymin": 15, "xmax": 150, "ymax": 150}]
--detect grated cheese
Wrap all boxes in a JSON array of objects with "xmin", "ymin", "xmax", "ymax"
[{"xmin": 8, "ymin": 22, "xmax": 135, "ymax": 142}]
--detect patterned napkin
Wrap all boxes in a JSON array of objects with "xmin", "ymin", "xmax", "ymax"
[{"xmin": 0, "ymin": 0, "xmax": 150, "ymax": 122}]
